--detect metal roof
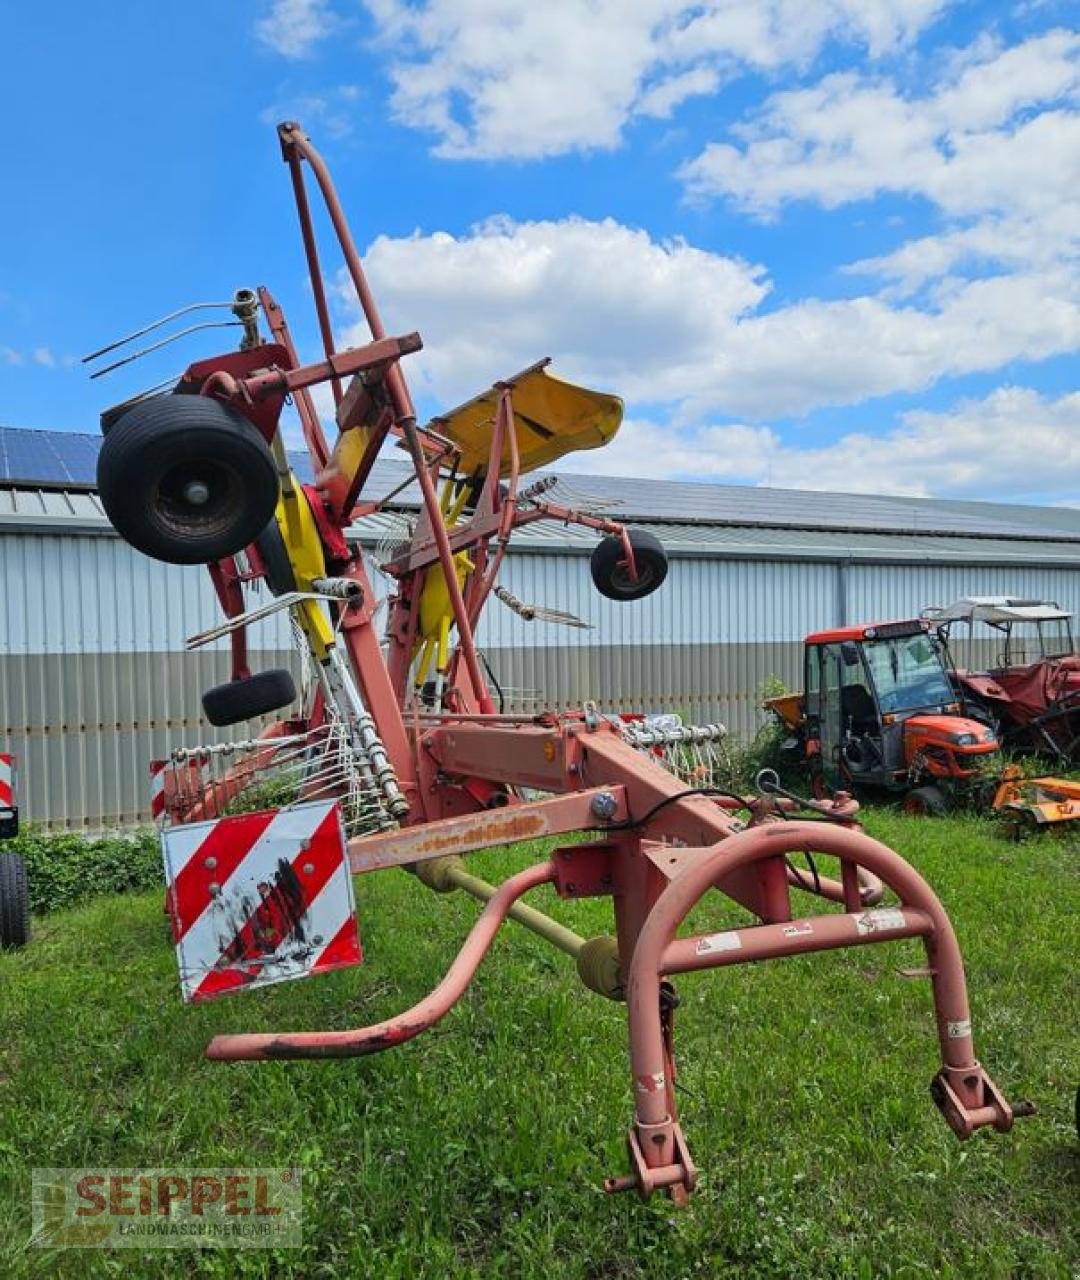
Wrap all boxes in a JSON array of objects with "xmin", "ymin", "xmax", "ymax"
[
  {"xmin": 4, "ymin": 482, "xmax": 1078, "ymax": 567},
  {"xmin": 2, "ymin": 423, "xmax": 1079, "ymax": 544}
]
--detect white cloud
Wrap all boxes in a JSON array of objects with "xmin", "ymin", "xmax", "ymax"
[
  {"xmin": 32, "ymin": 347, "xmax": 55, "ymax": 367},
  {"xmin": 342, "ymin": 216, "xmax": 1079, "ymax": 420},
  {"xmin": 679, "ymin": 26, "xmax": 1080, "ymax": 370},
  {"xmin": 363, "ymin": 0, "xmax": 948, "ymax": 159},
  {"xmin": 681, "ymin": 29, "xmax": 1080, "ymax": 215},
  {"xmin": 561, "ymin": 388, "xmax": 1080, "ymax": 505},
  {"xmin": 1, "ymin": 346, "xmax": 23, "ymax": 366},
  {"xmin": 256, "ymin": 0, "xmax": 335, "ymax": 59},
  {"xmin": 349, "ymin": 215, "xmax": 768, "ymax": 405}
]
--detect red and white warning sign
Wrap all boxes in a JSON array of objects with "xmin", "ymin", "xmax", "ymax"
[
  {"xmin": 162, "ymin": 800, "xmax": 362, "ymax": 1002},
  {"xmin": 0, "ymin": 752, "xmax": 18, "ymax": 839},
  {"xmin": 149, "ymin": 760, "xmax": 167, "ymax": 825},
  {"xmin": 0, "ymin": 753, "xmax": 15, "ymax": 808}
]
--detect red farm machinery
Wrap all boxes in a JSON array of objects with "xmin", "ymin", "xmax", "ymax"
[
  {"xmin": 88, "ymin": 123, "xmax": 1031, "ymax": 1201},
  {"xmin": 924, "ymin": 597, "xmax": 1080, "ymax": 764}
]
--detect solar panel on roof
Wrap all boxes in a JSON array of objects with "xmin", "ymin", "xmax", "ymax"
[
  {"xmin": 1, "ymin": 425, "xmax": 1078, "ymax": 542},
  {"xmin": 0, "ymin": 428, "xmax": 100, "ymax": 485}
]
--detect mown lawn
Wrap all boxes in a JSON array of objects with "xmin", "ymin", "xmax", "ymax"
[{"xmin": 0, "ymin": 811, "xmax": 1076, "ymax": 1278}]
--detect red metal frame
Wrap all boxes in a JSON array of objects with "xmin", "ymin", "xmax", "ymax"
[{"xmin": 138, "ymin": 121, "xmax": 1029, "ymax": 1201}]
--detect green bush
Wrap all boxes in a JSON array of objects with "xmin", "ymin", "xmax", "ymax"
[
  {"xmin": 2, "ymin": 827, "xmax": 162, "ymax": 914},
  {"xmin": 713, "ymin": 673, "xmax": 806, "ymax": 792}
]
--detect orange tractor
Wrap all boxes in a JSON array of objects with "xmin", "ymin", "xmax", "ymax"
[{"xmin": 767, "ymin": 619, "xmax": 999, "ymax": 815}]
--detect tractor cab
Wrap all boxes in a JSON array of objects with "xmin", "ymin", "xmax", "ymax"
[{"xmin": 804, "ymin": 620, "xmax": 998, "ymax": 812}]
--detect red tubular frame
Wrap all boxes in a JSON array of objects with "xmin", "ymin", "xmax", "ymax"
[
  {"xmin": 142, "ymin": 120, "xmax": 1030, "ymax": 1201},
  {"xmin": 207, "ymin": 860, "xmax": 556, "ymax": 1060},
  {"xmin": 622, "ymin": 822, "xmax": 1016, "ymax": 1194}
]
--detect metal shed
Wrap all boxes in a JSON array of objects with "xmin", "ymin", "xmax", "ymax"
[{"xmin": 2, "ymin": 425, "xmax": 1078, "ymax": 829}]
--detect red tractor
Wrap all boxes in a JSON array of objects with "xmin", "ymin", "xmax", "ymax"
[
  {"xmin": 924, "ymin": 598, "xmax": 1080, "ymax": 763},
  {"xmin": 767, "ymin": 619, "xmax": 999, "ymax": 815}
]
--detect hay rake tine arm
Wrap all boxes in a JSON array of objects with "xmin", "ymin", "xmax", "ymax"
[{"xmin": 206, "ymin": 860, "xmax": 557, "ymax": 1061}]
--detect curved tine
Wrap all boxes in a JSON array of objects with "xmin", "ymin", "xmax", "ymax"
[
  {"xmin": 206, "ymin": 859, "xmax": 557, "ymax": 1061},
  {"xmin": 89, "ymin": 321, "xmax": 243, "ymax": 379},
  {"xmin": 82, "ymin": 300, "xmax": 238, "ymax": 363}
]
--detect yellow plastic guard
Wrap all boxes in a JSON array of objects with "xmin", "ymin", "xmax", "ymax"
[{"xmin": 431, "ymin": 360, "xmax": 623, "ymax": 477}]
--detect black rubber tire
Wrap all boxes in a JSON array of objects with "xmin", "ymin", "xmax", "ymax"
[
  {"xmin": 255, "ymin": 515, "xmax": 297, "ymax": 595},
  {"xmin": 590, "ymin": 529, "xmax": 668, "ymax": 601},
  {"xmin": 902, "ymin": 785, "xmax": 951, "ymax": 817},
  {"xmin": 202, "ymin": 669, "xmax": 297, "ymax": 727},
  {"xmin": 0, "ymin": 852, "xmax": 30, "ymax": 949},
  {"xmin": 97, "ymin": 395, "xmax": 279, "ymax": 565}
]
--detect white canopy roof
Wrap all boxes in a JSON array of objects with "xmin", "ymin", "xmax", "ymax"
[{"xmin": 923, "ymin": 596, "xmax": 1071, "ymax": 625}]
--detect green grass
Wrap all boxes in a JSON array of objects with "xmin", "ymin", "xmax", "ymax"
[{"xmin": 0, "ymin": 811, "xmax": 1077, "ymax": 1278}]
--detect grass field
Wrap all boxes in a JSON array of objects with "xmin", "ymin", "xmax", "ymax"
[{"xmin": 0, "ymin": 810, "xmax": 1077, "ymax": 1278}]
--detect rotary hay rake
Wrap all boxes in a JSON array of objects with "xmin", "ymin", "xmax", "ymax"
[{"xmin": 91, "ymin": 122, "xmax": 1031, "ymax": 1202}]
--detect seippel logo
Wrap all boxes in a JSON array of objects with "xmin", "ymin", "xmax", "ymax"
[{"xmin": 32, "ymin": 1168, "xmax": 302, "ymax": 1250}]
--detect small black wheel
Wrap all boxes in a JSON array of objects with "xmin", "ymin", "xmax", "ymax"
[
  {"xmin": 0, "ymin": 852, "xmax": 30, "ymax": 949},
  {"xmin": 97, "ymin": 394, "xmax": 279, "ymax": 565},
  {"xmin": 202, "ymin": 669, "xmax": 297, "ymax": 727},
  {"xmin": 255, "ymin": 515, "xmax": 297, "ymax": 595},
  {"xmin": 902, "ymin": 784, "xmax": 950, "ymax": 817},
  {"xmin": 590, "ymin": 529, "xmax": 668, "ymax": 601}
]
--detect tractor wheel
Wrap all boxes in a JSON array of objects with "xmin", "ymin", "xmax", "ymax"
[
  {"xmin": 97, "ymin": 395, "xmax": 279, "ymax": 565},
  {"xmin": 902, "ymin": 785, "xmax": 950, "ymax": 818},
  {"xmin": 255, "ymin": 515, "xmax": 297, "ymax": 596},
  {"xmin": 590, "ymin": 529, "xmax": 668, "ymax": 602},
  {"xmin": 0, "ymin": 852, "xmax": 30, "ymax": 949},
  {"xmin": 202, "ymin": 669, "xmax": 297, "ymax": 727}
]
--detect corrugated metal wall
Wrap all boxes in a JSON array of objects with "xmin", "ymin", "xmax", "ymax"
[
  {"xmin": 0, "ymin": 533, "xmax": 295, "ymax": 829},
  {"xmin": 476, "ymin": 553, "xmax": 1080, "ymax": 735},
  {"xmin": 475, "ymin": 554, "xmax": 838, "ymax": 732},
  {"xmin": 1, "ymin": 528, "xmax": 1077, "ymax": 829}
]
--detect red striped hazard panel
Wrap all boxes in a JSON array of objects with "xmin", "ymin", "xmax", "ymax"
[
  {"xmin": 0, "ymin": 753, "xmax": 17, "ymax": 838},
  {"xmin": 149, "ymin": 760, "xmax": 167, "ymax": 824},
  {"xmin": 161, "ymin": 800, "xmax": 362, "ymax": 1003},
  {"xmin": 0, "ymin": 753, "xmax": 15, "ymax": 809}
]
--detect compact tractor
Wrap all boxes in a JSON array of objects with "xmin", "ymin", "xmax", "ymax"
[
  {"xmin": 767, "ymin": 619, "xmax": 999, "ymax": 816},
  {"xmin": 86, "ymin": 122, "xmax": 1030, "ymax": 1202}
]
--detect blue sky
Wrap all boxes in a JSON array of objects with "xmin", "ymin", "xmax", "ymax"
[{"xmin": 1, "ymin": 0, "xmax": 1077, "ymax": 502}]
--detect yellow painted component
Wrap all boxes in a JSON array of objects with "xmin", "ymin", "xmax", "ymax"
[
  {"xmin": 992, "ymin": 765, "xmax": 1080, "ymax": 827},
  {"xmin": 271, "ymin": 477, "xmax": 334, "ymax": 659},
  {"xmin": 413, "ymin": 551, "xmax": 473, "ymax": 679},
  {"xmin": 413, "ymin": 637, "xmax": 436, "ymax": 688},
  {"xmin": 324, "ymin": 418, "xmax": 375, "ymax": 501},
  {"xmin": 433, "ymin": 364, "xmax": 623, "ymax": 477}
]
